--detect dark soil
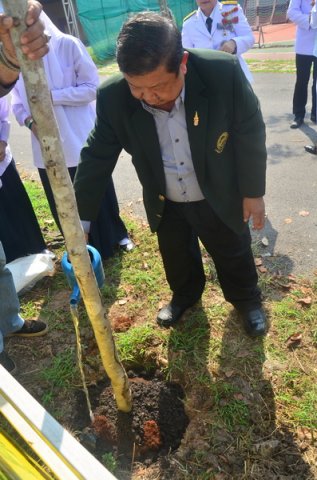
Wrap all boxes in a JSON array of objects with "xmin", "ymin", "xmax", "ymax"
[{"xmin": 74, "ymin": 374, "xmax": 189, "ymax": 469}]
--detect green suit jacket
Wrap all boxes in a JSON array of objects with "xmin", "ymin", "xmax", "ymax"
[{"xmin": 74, "ymin": 49, "xmax": 266, "ymax": 234}]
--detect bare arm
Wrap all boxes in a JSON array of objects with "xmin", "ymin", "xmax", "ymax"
[{"xmin": 0, "ymin": 1, "xmax": 49, "ymax": 88}]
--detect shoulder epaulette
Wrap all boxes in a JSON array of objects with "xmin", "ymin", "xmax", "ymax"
[
  {"xmin": 221, "ymin": 1, "xmax": 238, "ymax": 4},
  {"xmin": 183, "ymin": 10, "xmax": 197, "ymax": 22}
]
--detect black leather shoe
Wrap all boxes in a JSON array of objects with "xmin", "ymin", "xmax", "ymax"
[
  {"xmin": 240, "ymin": 308, "xmax": 267, "ymax": 337},
  {"xmin": 157, "ymin": 302, "xmax": 193, "ymax": 328},
  {"xmin": 311, "ymin": 113, "xmax": 316, "ymax": 123},
  {"xmin": 304, "ymin": 145, "xmax": 317, "ymax": 155},
  {"xmin": 290, "ymin": 117, "xmax": 303, "ymax": 129}
]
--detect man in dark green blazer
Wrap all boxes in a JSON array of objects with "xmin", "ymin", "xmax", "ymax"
[{"xmin": 74, "ymin": 11, "xmax": 268, "ymax": 337}]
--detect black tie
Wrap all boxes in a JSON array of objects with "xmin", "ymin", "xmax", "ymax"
[{"xmin": 206, "ymin": 17, "xmax": 212, "ymax": 33}]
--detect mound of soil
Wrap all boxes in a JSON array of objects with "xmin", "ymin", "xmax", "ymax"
[{"xmin": 75, "ymin": 374, "xmax": 189, "ymax": 469}]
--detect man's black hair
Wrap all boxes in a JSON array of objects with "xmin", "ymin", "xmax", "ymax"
[{"xmin": 116, "ymin": 11, "xmax": 184, "ymax": 76}]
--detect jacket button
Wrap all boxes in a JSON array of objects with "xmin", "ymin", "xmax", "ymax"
[
  {"xmin": 156, "ymin": 214, "xmax": 162, "ymax": 218},
  {"xmin": 158, "ymin": 194, "xmax": 165, "ymax": 201}
]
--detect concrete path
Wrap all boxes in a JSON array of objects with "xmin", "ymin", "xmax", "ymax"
[{"xmin": 10, "ymin": 67, "xmax": 317, "ymax": 277}]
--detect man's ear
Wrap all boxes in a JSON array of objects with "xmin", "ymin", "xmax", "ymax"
[{"xmin": 180, "ymin": 51, "xmax": 189, "ymax": 74}]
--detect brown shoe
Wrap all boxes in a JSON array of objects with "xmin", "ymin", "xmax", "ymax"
[{"xmin": 8, "ymin": 319, "xmax": 48, "ymax": 338}]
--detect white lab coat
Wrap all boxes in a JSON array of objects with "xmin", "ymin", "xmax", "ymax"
[{"xmin": 11, "ymin": 14, "xmax": 99, "ymax": 169}]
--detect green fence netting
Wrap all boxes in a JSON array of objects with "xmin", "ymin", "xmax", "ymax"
[
  {"xmin": 76, "ymin": 0, "xmax": 289, "ymax": 61},
  {"xmin": 76, "ymin": 0, "xmax": 197, "ymax": 60}
]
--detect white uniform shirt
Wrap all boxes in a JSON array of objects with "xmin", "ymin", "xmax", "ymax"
[
  {"xmin": 11, "ymin": 32, "xmax": 99, "ymax": 169},
  {"xmin": 182, "ymin": 3, "xmax": 254, "ymax": 83},
  {"xmin": 287, "ymin": 0, "xmax": 316, "ymax": 56},
  {"xmin": 0, "ymin": 97, "xmax": 12, "ymax": 187}
]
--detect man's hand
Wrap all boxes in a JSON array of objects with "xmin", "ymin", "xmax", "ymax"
[
  {"xmin": 243, "ymin": 197, "xmax": 266, "ymax": 230},
  {"xmin": 219, "ymin": 40, "xmax": 237, "ymax": 54},
  {"xmin": 0, "ymin": 1, "xmax": 49, "ymax": 62},
  {"xmin": 0, "ymin": 140, "xmax": 6, "ymax": 161}
]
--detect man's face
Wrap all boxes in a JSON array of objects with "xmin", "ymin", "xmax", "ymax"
[
  {"xmin": 123, "ymin": 52, "xmax": 188, "ymax": 112},
  {"xmin": 196, "ymin": 0, "xmax": 217, "ymax": 15}
]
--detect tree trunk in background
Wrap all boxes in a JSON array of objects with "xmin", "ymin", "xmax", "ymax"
[
  {"xmin": 158, "ymin": 0, "xmax": 173, "ymax": 19},
  {"xmin": 3, "ymin": 0, "xmax": 132, "ymax": 413}
]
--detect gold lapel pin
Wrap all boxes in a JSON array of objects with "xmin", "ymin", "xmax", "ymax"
[{"xmin": 193, "ymin": 111, "xmax": 199, "ymax": 127}]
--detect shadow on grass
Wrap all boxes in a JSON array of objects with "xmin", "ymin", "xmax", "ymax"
[
  {"xmin": 216, "ymin": 312, "xmax": 314, "ymax": 479},
  {"xmin": 160, "ymin": 297, "xmax": 313, "ymax": 479}
]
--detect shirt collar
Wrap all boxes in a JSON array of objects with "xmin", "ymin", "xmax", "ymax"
[{"xmin": 198, "ymin": 6, "xmax": 216, "ymax": 21}]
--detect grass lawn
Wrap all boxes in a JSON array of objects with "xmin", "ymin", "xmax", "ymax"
[
  {"xmin": 94, "ymin": 57, "xmax": 296, "ymax": 78},
  {"xmin": 3, "ymin": 178, "xmax": 316, "ymax": 479}
]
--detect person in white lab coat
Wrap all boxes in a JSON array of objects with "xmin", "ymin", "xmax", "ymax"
[
  {"xmin": 0, "ymin": 0, "xmax": 49, "ymax": 374},
  {"xmin": 11, "ymin": 13, "xmax": 134, "ymax": 258},
  {"xmin": 287, "ymin": 0, "xmax": 317, "ymax": 129},
  {"xmin": 303, "ymin": 1, "xmax": 317, "ymax": 153},
  {"xmin": 182, "ymin": 0, "xmax": 254, "ymax": 83}
]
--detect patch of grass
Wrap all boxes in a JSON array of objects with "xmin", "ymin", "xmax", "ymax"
[
  {"xmin": 23, "ymin": 180, "xmax": 55, "ymax": 230},
  {"xmin": 218, "ymin": 398, "xmax": 250, "ymax": 430},
  {"xmin": 114, "ymin": 323, "xmax": 168, "ymax": 371},
  {"xmin": 247, "ymin": 59, "xmax": 296, "ymax": 73},
  {"xmin": 270, "ymin": 297, "xmax": 303, "ymax": 341},
  {"xmin": 276, "ymin": 382, "xmax": 317, "ymax": 429},
  {"xmin": 101, "ymin": 452, "xmax": 118, "ymax": 474},
  {"xmin": 40, "ymin": 349, "xmax": 78, "ymax": 388},
  {"xmin": 92, "ymin": 55, "xmax": 296, "ymax": 80}
]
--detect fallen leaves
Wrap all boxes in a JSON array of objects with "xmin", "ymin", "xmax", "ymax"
[
  {"xmin": 255, "ymin": 257, "xmax": 268, "ymax": 273},
  {"xmin": 286, "ymin": 332, "xmax": 302, "ymax": 349},
  {"xmin": 297, "ymin": 296, "xmax": 312, "ymax": 306},
  {"xmin": 299, "ymin": 210, "xmax": 310, "ymax": 217}
]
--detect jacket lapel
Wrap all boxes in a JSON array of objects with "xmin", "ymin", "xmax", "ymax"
[{"xmin": 184, "ymin": 59, "xmax": 209, "ymax": 186}]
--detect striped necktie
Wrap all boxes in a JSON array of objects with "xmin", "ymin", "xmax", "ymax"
[{"xmin": 206, "ymin": 17, "xmax": 213, "ymax": 33}]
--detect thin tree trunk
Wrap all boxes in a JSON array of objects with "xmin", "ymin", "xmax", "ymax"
[
  {"xmin": 3, "ymin": 0, "xmax": 132, "ymax": 413},
  {"xmin": 158, "ymin": 0, "xmax": 173, "ymax": 19}
]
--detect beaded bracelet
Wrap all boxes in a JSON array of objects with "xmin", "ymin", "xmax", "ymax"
[
  {"xmin": 0, "ymin": 43, "xmax": 20, "ymax": 73},
  {"xmin": 25, "ymin": 117, "xmax": 34, "ymax": 130}
]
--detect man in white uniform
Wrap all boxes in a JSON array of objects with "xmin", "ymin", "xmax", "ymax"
[
  {"xmin": 287, "ymin": 0, "xmax": 317, "ymax": 129},
  {"xmin": 182, "ymin": 0, "xmax": 254, "ymax": 83}
]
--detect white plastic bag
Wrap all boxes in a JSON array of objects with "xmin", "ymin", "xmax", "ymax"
[{"xmin": 6, "ymin": 253, "xmax": 55, "ymax": 294}]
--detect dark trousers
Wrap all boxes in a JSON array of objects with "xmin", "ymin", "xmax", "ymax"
[
  {"xmin": 157, "ymin": 200, "xmax": 261, "ymax": 311},
  {"xmin": 293, "ymin": 53, "xmax": 317, "ymax": 119},
  {"xmin": 38, "ymin": 166, "xmax": 77, "ymax": 233}
]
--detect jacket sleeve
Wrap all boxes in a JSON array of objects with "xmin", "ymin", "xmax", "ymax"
[
  {"xmin": 11, "ymin": 82, "xmax": 30, "ymax": 126},
  {"xmin": 287, "ymin": 0, "xmax": 310, "ymax": 30},
  {"xmin": 310, "ymin": 2, "xmax": 317, "ymax": 28},
  {"xmin": 74, "ymin": 86, "xmax": 122, "ymax": 221},
  {"xmin": 0, "ymin": 97, "xmax": 10, "ymax": 143},
  {"xmin": 232, "ymin": 57, "xmax": 266, "ymax": 197},
  {"xmin": 51, "ymin": 37, "xmax": 99, "ymax": 107},
  {"xmin": 182, "ymin": 21, "xmax": 195, "ymax": 48},
  {"xmin": 233, "ymin": 7, "xmax": 255, "ymax": 55}
]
